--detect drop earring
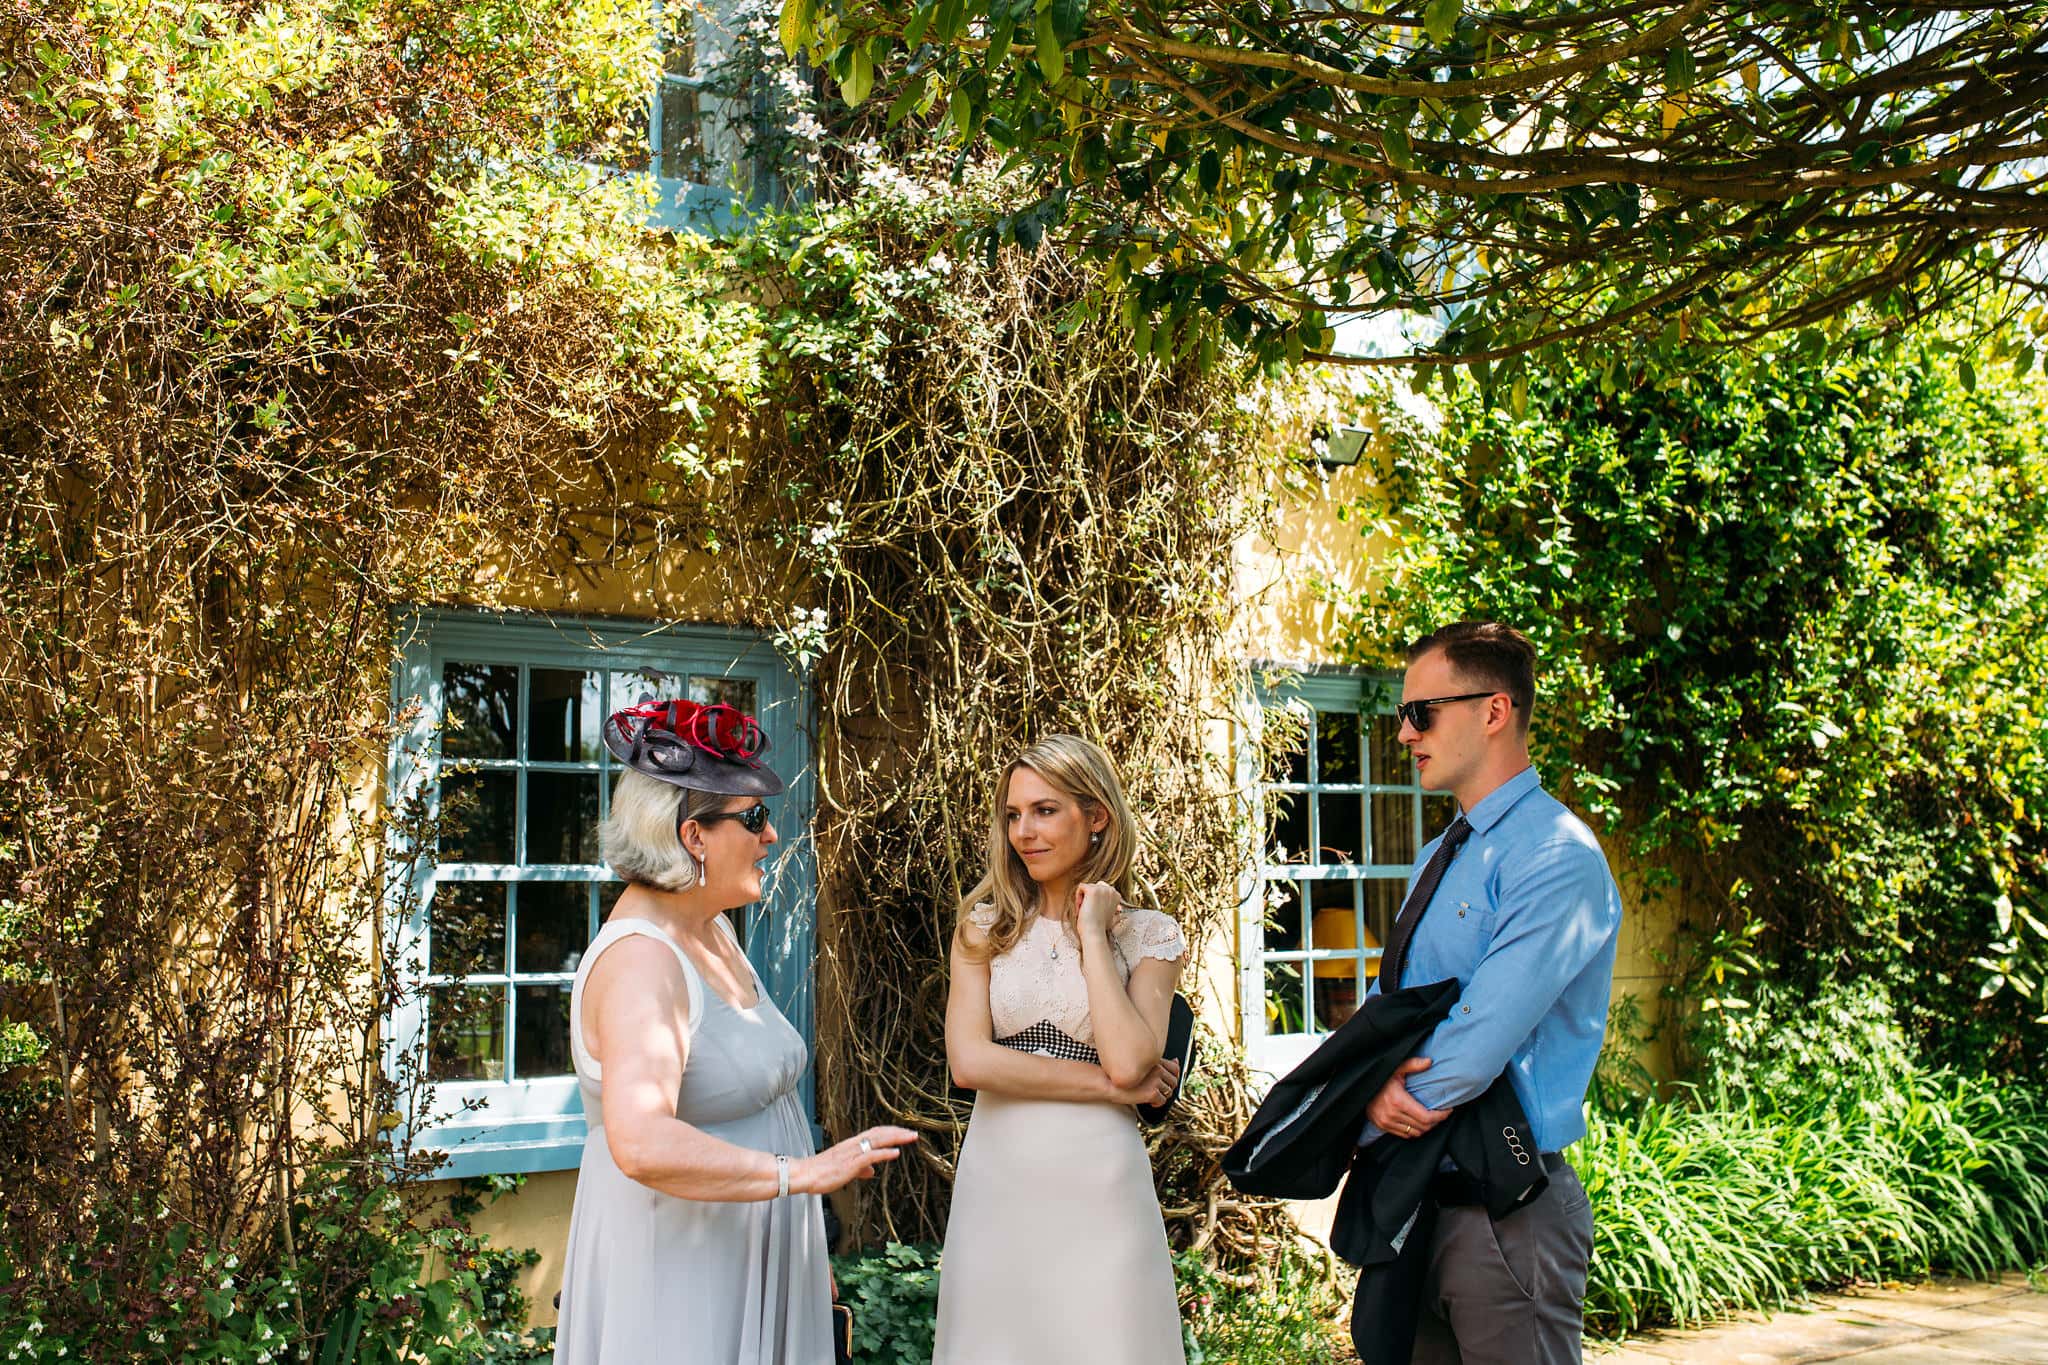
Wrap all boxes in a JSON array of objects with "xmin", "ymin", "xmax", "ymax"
[{"xmin": 1090, "ymin": 831, "xmax": 1101, "ymax": 846}]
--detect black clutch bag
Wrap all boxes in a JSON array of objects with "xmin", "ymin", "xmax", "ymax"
[
  {"xmin": 1136, "ymin": 992, "xmax": 1197, "ymax": 1124},
  {"xmin": 832, "ymin": 1302, "xmax": 853, "ymax": 1365}
]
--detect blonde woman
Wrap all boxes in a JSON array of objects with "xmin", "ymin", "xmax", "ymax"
[
  {"xmin": 933, "ymin": 734, "xmax": 1189, "ymax": 1364},
  {"xmin": 554, "ymin": 697, "xmax": 916, "ymax": 1364}
]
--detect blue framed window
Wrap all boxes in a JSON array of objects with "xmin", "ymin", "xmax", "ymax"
[
  {"xmin": 386, "ymin": 609, "xmax": 814, "ymax": 1177},
  {"xmin": 1239, "ymin": 668, "xmax": 1455, "ymax": 1077}
]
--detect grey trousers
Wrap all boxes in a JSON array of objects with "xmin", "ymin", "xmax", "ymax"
[{"xmin": 1409, "ymin": 1160, "xmax": 1594, "ymax": 1365}]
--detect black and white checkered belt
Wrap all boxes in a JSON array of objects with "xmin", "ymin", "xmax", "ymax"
[{"xmin": 993, "ymin": 1021, "xmax": 1100, "ymax": 1065}]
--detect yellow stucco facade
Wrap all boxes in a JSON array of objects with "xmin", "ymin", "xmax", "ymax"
[{"xmin": 415, "ymin": 451, "xmax": 1680, "ymax": 1319}]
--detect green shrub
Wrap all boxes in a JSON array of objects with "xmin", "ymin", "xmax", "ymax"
[
  {"xmin": 827, "ymin": 1240, "xmax": 1345, "ymax": 1364},
  {"xmin": 1580, "ymin": 982, "xmax": 2048, "ymax": 1335},
  {"xmin": 0, "ymin": 1168, "xmax": 551, "ymax": 1364},
  {"xmin": 1339, "ymin": 335, "xmax": 2048, "ymax": 1070},
  {"xmin": 832, "ymin": 1242, "xmax": 940, "ymax": 1365}
]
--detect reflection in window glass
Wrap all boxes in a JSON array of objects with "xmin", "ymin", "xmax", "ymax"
[
  {"xmin": 515, "ymin": 984, "xmax": 574, "ymax": 1079},
  {"xmin": 431, "ymin": 882, "xmax": 505, "ymax": 978},
  {"xmin": 1255, "ymin": 682, "xmax": 1433, "ymax": 1052},
  {"xmin": 429, "ymin": 986, "xmax": 505, "ymax": 1081},
  {"xmin": 1317, "ymin": 710, "xmax": 1360, "ymax": 783},
  {"xmin": 1263, "ymin": 961, "xmax": 1308, "ymax": 1037},
  {"xmin": 527, "ymin": 772, "xmax": 600, "ymax": 865},
  {"xmin": 442, "ymin": 663, "xmax": 518, "ymax": 760},
  {"xmin": 689, "ymin": 674, "xmax": 758, "ymax": 713},
  {"xmin": 518, "ymin": 883, "xmax": 593, "ymax": 975},
  {"xmin": 529, "ymin": 669, "xmax": 603, "ymax": 763},
  {"xmin": 440, "ymin": 771, "xmax": 516, "ymax": 863},
  {"xmin": 1262, "ymin": 880, "xmax": 1303, "ymax": 953}
]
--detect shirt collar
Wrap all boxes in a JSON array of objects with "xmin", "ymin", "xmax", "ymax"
[{"xmin": 1460, "ymin": 765, "xmax": 1541, "ymax": 835}]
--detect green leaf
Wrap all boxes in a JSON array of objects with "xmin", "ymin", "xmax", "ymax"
[
  {"xmin": 1050, "ymin": 0, "xmax": 1088, "ymax": 46},
  {"xmin": 1959, "ymin": 357, "xmax": 1977, "ymax": 392},
  {"xmin": 780, "ymin": 0, "xmax": 818, "ymax": 55},
  {"xmin": 1382, "ymin": 127, "xmax": 1413, "ymax": 170},
  {"xmin": 1423, "ymin": 0, "xmax": 1461, "ymax": 47},
  {"xmin": 1198, "ymin": 148, "xmax": 1221, "ymax": 193},
  {"xmin": 841, "ymin": 44, "xmax": 874, "ymax": 106},
  {"xmin": 905, "ymin": 2, "xmax": 934, "ymax": 46},
  {"xmin": 1034, "ymin": 5, "xmax": 1065, "ymax": 80},
  {"xmin": 886, "ymin": 73, "xmax": 929, "ymax": 127}
]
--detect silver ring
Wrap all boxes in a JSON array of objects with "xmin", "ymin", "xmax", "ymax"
[{"xmin": 858, "ymin": 1137, "xmax": 873, "ymax": 1154}]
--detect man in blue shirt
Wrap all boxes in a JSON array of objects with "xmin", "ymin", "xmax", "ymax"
[{"xmin": 1359, "ymin": 621, "xmax": 1622, "ymax": 1364}]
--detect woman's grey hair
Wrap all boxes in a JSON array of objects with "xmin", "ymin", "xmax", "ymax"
[{"xmin": 601, "ymin": 770, "xmax": 730, "ymax": 891}]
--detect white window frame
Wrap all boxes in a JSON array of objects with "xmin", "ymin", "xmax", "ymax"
[
  {"xmin": 384, "ymin": 608, "xmax": 814, "ymax": 1177},
  {"xmin": 1237, "ymin": 666, "xmax": 1456, "ymax": 1080}
]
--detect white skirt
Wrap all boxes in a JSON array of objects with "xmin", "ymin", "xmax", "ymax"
[{"xmin": 934, "ymin": 1092, "xmax": 1185, "ymax": 1365}]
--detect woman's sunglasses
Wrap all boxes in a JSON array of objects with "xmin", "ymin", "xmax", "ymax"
[
  {"xmin": 696, "ymin": 802, "xmax": 772, "ymax": 835},
  {"xmin": 1394, "ymin": 692, "xmax": 1508, "ymax": 732}
]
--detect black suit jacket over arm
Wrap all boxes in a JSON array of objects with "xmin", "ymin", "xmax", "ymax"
[{"xmin": 1222, "ymin": 981, "xmax": 1551, "ymax": 1365}]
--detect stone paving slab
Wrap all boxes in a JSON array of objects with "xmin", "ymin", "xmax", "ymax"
[{"xmin": 1589, "ymin": 1275, "xmax": 2047, "ymax": 1365}]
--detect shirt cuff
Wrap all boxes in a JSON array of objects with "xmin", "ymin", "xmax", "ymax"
[{"xmin": 1356, "ymin": 1118, "xmax": 1386, "ymax": 1147}]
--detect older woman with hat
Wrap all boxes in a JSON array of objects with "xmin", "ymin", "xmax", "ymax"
[{"xmin": 553, "ymin": 696, "xmax": 916, "ymax": 1364}]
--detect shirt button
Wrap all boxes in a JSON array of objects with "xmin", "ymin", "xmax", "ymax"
[{"xmin": 1461, "ymin": 1005, "xmax": 1471, "ymax": 1013}]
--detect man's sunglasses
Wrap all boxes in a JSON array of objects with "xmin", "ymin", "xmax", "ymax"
[
  {"xmin": 1394, "ymin": 692, "xmax": 1509, "ymax": 732},
  {"xmin": 695, "ymin": 802, "xmax": 772, "ymax": 835}
]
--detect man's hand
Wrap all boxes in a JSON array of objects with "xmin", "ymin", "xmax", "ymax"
[{"xmin": 1366, "ymin": 1057, "xmax": 1450, "ymax": 1139}]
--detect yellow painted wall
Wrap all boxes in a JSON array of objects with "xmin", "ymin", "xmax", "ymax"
[{"xmin": 409, "ymin": 434, "xmax": 1686, "ymax": 1308}]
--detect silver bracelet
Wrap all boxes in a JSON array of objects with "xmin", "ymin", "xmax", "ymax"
[{"xmin": 774, "ymin": 1153, "xmax": 790, "ymax": 1198}]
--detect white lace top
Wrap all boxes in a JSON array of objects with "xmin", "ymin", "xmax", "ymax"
[{"xmin": 970, "ymin": 906, "xmax": 1187, "ymax": 1043}]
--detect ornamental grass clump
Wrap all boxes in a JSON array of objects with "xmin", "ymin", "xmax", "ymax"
[{"xmin": 1579, "ymin": 983, "xmax": 2048, "ymax": 1336}]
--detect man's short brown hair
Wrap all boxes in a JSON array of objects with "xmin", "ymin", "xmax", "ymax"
[{"xmin": 1407, "ymin": 622, "xmax": 1536, "ymax": 729}]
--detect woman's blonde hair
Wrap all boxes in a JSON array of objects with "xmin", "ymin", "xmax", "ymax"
[
  {"xmin": 957, "ymin": 734, "xmax": 1142, "ymax": 962},
  {"xmin": 600, "ymin": 770, "xmax": 731, "ymax": 892}
]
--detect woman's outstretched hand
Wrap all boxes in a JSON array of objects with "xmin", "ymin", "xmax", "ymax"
[{"xmin": 794, "ymin": 1127, "xmax": 918, "ymax": 1195}]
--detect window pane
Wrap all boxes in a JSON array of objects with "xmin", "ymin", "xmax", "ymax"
[
  {"xmin": 529, "ymin": 669, "xmax": 603, "ymax": 763},
  {"xmin": 1267, "ymin": 790, "xmax": 1308, "ymax": 864},
  {"xmin": 1264, "ymin": 704, "xmax": 1309, "ymax": 786},
  {"xmin": 659, "ymin": 79, "xmax": 706, "ymax": 182},
  {"xmin": 442, "ymin": 663, "xmax": 518, "ymax": 760},
  {"xmin": 1317, "ymin": 792, "xmax": 1363, "ymax": 865},
  {"xmin": 600, "ymin": 879, "xmax": 628, "ymax": 923},
  {"xmin": 428, "ymin": 986, "xmax": 505, "ymax": 1081},
  {"xmin": 440, "ymin": 770, "xmax": 516, "ymax": 863},
  {"xmin": 1261, "ymin": 880, "xmax": 1303, "ymax": 953},
  {"xmin": 1312, "ymin": 962, "xmax": 1363, "ymax": 1033},
  {"xmin": 611, "ymin": 667, "xmax": 682, "ymax": 708},
  {"xmin": 1369, "ymin": 712, "xmax": 1409, "ymax": 786},
  {"xmin": 515, "ymin": 984, "xmax": 574, "ymax": 1079},
  {"xmin": 689, "ymin": 675, "xmax": 757, "ymax": 713},
  {"xmin": 1264, "ymin": 961, "xmax": 1308, "ymax": 1036},
  {"xmin": 430, "ymin": 882, "xmax": 505, "ymax": 977},
  {"xmin": 518, "ymin": 883, "xmax": 593, "ymax": 974},
  {"xmin": 1372, "ymin": 793, "xmax": 1418, "ymax": 868},
  {"xmin": 1423, "ymin": 795, "xmax": 1459, "ymax": 837},
  {"xmin": 528, "ymin": 772, "xmax": 600, "ymax": 864},
  {"xmin": 1366, "ymin": 878, "xmax": 1404, "ymax": 963},
  {"xmin": 1316, "ymin": 710, "xmax": 1361, "ymax": 784}
]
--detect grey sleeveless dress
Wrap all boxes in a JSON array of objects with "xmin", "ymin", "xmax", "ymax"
[{"xmin": 554, "ymin": 916, "xmax": 830, "ymax": 1364}]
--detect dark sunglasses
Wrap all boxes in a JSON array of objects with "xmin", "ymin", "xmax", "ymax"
[
  {"xmin": 694, "ymin": 802, "xmax": 772, "ymax": 835},
  {"xmin": 1395, "ymin": 692, "xmax": 1507, "ymax": 732}
]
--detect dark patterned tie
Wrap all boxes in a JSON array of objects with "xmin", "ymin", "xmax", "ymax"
[{"xmin": 1378, "ymin": 815, "xmax": 1473, "ymax": 991}]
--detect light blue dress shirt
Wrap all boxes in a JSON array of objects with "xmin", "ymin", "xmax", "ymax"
[{"xmin": 1359, "ymin": 765, "xmax": 1622, "ymax": 1153}]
